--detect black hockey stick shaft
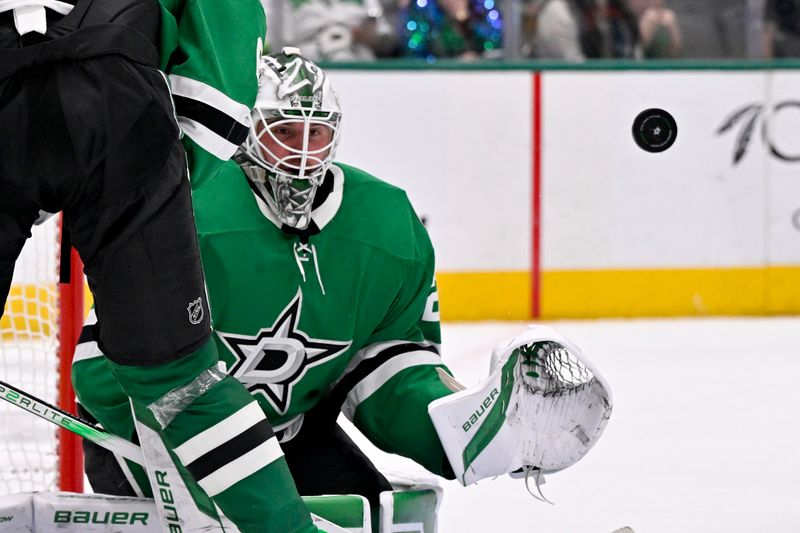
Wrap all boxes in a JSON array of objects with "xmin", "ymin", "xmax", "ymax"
[{"xmin": 0, "ymin": 378, "xmax": 144, "ymax": 464}]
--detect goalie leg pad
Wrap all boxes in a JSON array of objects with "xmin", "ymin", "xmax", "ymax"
[
  {"xmin": 304, "ymin": 495, "xmax": 370, "ymax": 533},
  {"xmin": 0, "ymin": 493, "xmax": 33, "ymax": 531},
  {"xmin": 7, "ymin": 491, "xmax": 394, "ymax": 533},
  {"xmin": 3, "ymin": 491, "xmax": 444, "ymax": 533},
  {"xmin": 379, "ymin": 482, "xmax": 442, "ymax": 533},
  {"xmin": 428, "ymin": 325, "xmax": 612, "ymax": 486}
]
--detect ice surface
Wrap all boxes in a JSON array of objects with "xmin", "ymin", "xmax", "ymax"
[
  {"xmin": 343, "ymin": 317, "xmax": 800, "ymax": 533},
  {"xmin": 4, "ymin": 317, "xmax": 798, "ymax": 532}
]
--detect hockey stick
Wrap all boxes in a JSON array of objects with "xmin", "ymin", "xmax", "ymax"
[
  {"xmin": 0, "ymin": 378, "xmax": 143, "ymax": 463},
  {"xmin": 0, "ymin": 378, "xmax": 238, "ymax": 532},
  {"xmin": 0, "ymin": 378, "xmax": 352, "ymax": 533}
]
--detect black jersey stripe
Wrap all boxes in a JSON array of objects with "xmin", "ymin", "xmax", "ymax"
[
  {"xmin": 173, "ymin": 94, "xmax": 249, "ymax": 146},
  {"xmin": 184, "ymin": 418, "xmax": 274, "ymax": 481},
  {"xmin": 77, "ymin": 323, "xmax": 97, "ymax": 345},
  {"xmin": 329, "ymin": 343, "xmax": 440, "ymax": 408}
]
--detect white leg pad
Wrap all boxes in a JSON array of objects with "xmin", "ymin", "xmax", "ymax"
[
  {"xmin": 0, "ymin": 492, "xmax": 372, "ymax": 532},
  {"xmin": 35, "ymin": 492, "xmax": 160, "ymax": 532},
  {"xmin": 379, "ymin": 486, "xmax": 442, "ymax": 533},
  {"xmin": 0, "ymin": 492, "xmax": 33, "ymax": 531}
]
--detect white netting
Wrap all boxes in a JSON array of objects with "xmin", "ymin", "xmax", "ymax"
[
  {"xmin": 511, "ymin": 337, "xmax": 612, "ymax": 473},
  {"xmin": 0, "ymin": 216, "xmax": 60, "ymax": 494},
  {"xmin": 519, "ymin": 341, "xmax": 596, "ymax": 392}
]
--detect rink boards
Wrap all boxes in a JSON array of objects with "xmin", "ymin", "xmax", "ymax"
[
  {"xmin": 331, "ymin": 67, "xmax": 800, "ymax": 319},
  {"xmin": 6, "ymin": 67, "xmax": 800, "ymax": 324}
]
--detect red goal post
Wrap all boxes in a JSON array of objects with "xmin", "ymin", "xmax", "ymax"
[
  {"xmin": 58, "ymin": 245, "xmax": 84, "ymax": 493},
  {"xmin": 0, "ymin": 215, "xmax": 84, "ymax": 495}
]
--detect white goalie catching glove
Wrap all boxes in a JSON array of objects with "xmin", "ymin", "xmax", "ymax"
[{"xmin": 428, "ymin": 325, "xmax": 612, "ymax": 487}]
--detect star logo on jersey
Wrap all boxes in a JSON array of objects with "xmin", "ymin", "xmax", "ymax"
[{"xmin": 216, "ymin": 290, "xmax": 351, "ymax": 414}]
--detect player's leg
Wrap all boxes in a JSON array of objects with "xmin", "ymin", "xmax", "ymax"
[
  {"xmin": 72, "ymin": 312, "xmax": 150, "ymax": 496},
  {"xmin": 285, "ymin": 423, "xmax": 393, "ymax": 505},
  {"xmin": 282, "ymin": 407, "xmax": 392, "ymax": 532},
  {"xmin": 281, "ymin": 405, "xmax": 445, "ymax": 533},
  {"xmin": 0, "ymin": 210, "xmax": 38, "ymax": 320},
  {"xmin": 0, "ymin": 69, "xmax": 67, "ymax": 320},
  {"xmin": 77, "ymin": 403, "xmax": 144, "ymax": 496},
  {"xmin": 58, "ymin": 57, "xmax": 316, "ymax": 533}
]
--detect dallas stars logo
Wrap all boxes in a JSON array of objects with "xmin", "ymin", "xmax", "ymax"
[{"xmin": 217, "ymin": 290, "xmax": 350, "ymax": 414}]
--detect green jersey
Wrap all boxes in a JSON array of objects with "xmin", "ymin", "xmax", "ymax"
[
  {"xmin": 73, "ymin": 160, "xmax": 455, "ymax": 476},
  {"xmin": 158, "ymin": 0, "xmax": 266, "ymax": 183},
  {"xmin": 194, "ymin": 161, "xmax": 452, "ymax": 473}
]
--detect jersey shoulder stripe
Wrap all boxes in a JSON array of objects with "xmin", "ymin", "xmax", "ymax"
[
  {"xmin": 169, "ymin": 74, "xmax": 251, "ymax": 160},
  {"xmin": 329, "ymin": 341, "xmax": 442, "ymax": 419}
]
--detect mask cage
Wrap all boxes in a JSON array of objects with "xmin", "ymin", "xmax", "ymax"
[
  {"xmin": 240, "ymin": 106, "xmax": 342, "ymax": 229},
  {"xmin": 245, "ymin": 107, "xmax": 341, "ymax": 185}
]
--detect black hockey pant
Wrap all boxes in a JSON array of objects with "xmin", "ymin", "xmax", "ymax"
[{"xmin": 0, "ymin": 54, "xmax": 212, "ymax": 365}]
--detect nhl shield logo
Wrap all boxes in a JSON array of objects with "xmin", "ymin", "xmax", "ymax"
[{"xmin": 187, "ymin": 298, "xmax": 204, "ymax": 325}]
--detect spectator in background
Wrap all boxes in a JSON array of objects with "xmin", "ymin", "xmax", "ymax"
[
  {"xmin": 609, "ymin": 0, "xmax": 641, "ymax": 57},
  {"xmin": 522, "ymin": 0, "xmax": 640, "ymax": 60},
  {"xmin": 399, "ymin": 0, "xmax": 503, "ymax": 59},
  {"xmin": 522, "ymin": 0, "xmax": 585, "ymax": 61},
  {"xmin": 285, "ymin": 0, "xmax": 400, "ymax": 60},
  {"xmin": 763, "ymin": 0, "xmax": 800, "ymax": 58},
  {"xmin": 638, "ymin": 0, "xmax": 682, "ymax": 58},
  {"xmin": 573, "ymin": 0, "xmax": 640, "ymax": 59}
]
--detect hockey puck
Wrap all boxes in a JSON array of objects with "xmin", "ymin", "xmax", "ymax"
[{"xmin": 632, "ymin": 108, "xmax": 677, "ymax": 153}]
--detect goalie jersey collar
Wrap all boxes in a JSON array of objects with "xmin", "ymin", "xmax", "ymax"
[{"xmin": 247, "ymin": 163, "xmax": 344, "ymax": 239}]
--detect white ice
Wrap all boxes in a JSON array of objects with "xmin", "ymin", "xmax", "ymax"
[{"xmin": 344, "ymin": 317, "xmax": 800, "ymax": 533}]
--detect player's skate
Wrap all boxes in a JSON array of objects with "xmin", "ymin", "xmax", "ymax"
[{"xmin": 428, "ymin": 325, "xmax": 612, "ymax": 487}]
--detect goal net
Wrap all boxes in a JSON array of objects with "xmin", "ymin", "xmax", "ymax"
[{"xmin": 0, "ymin": 215, "xmax": 84, "ymax": 495}]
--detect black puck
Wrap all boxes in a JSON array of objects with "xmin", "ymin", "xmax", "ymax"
[{"xmin": 632, "ymin": 108, "xmax": 677, "ymax": 153}]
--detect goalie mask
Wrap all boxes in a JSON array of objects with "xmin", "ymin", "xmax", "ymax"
[{"xmin": 238, "ymin": 48, "xmax": 342, "ymax": 230}]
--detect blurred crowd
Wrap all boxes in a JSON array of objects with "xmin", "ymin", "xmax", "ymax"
[{"xmin": 262, "ymin": 0, "xmax": 800, "ymax": 61}]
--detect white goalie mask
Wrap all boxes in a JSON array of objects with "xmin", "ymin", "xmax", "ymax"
[{"xmin": 238, "ymin": 48, "xmax": 342, "ymax": 230}]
